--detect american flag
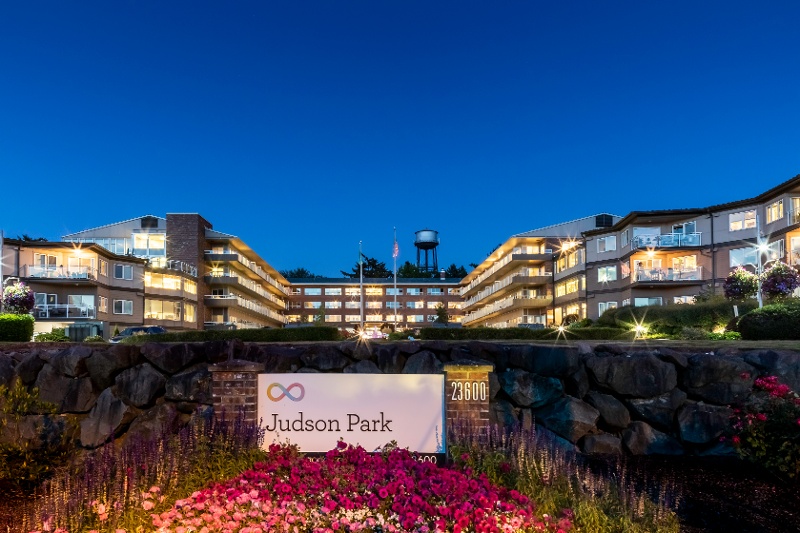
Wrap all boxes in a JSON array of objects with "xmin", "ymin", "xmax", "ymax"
[{"xmin": 393, "ymin": 240, "xmax": 399, "ymax": 258}]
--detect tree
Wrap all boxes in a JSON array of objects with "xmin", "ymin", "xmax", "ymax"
[
  {"xmin": 434, "ymin": 303, "xmax": 449, "ymax": 325},
  {"xmin": 341, "ymin": 255, "xmax": 392, "ymax": 278},
  {"xmin": 16, "ymin": 234, "xmax": 47, "ymax": 242},
  {"xmin": 396, "ymin": 261, "xmax": 430, "ymax": 279},
  {"xmin": 443, "ymin": 263, "xmax": 468, "ymax": 278},
  {"xmin": 280, "ymin": 267, "xmax": 320, "ymax": 279},
  {"xmin": 313, "ymin": 304, "xmax": 326, "ymax": 325}
]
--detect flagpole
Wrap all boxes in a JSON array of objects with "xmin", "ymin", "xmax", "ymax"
[
  {"xmin": 393, "ymin": 227, "xmax": 398, "ymax": 331},
  {"xmin": 359, "ymin": 240, "xmax": 364, "ymax": 331}
]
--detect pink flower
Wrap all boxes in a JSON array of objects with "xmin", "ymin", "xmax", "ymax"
[{"xmin": 142, "ymin": 500, "xmax": 154, "ymax": 511}]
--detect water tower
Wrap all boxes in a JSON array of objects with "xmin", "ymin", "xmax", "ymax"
[{"xmin": 414, "ymin": 229, "xmax": 440, "ymax": 273}]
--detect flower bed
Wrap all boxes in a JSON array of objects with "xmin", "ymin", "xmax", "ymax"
[{"xmin": 151, "ymin": 442, "xmax": 571, "ymax": 533}]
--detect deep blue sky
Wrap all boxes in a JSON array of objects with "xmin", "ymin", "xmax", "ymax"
[{"xmin": 2, "ymin": 1, "xmax": 799, "ymax": 276}]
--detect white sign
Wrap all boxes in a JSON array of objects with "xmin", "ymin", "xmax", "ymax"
[{"xmin": 257, "ymin": 374, "xmax": 445, "ymax": 454}]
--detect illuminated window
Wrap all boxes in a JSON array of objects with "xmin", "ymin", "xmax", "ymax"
[
  {"xmin": 406, "ymin": 288, "xmax": 421, "ymax": 295},
  {"xmin": 366, "ymin": 301, "xmax": 382, "ymax": 309},
  {"xmin": 386, "ymin": 288, "xmax": 403, "ymax": 295},
  {"xmin": 427, "ymin": 288, "xmax": 443, "ymax": 295},
  {"xmin": 286, "ymin": 315, "xmax": 301, "ymax": 323},
  {"xmin": 365, "ymin": 287, "xmax": 383, "ymax": 296},
  {"xmin": 324, "ymin": 288, "xmax": 342, "ymax": 295},
  {"xmin": 324, "ymin": 301, "xmax": 342, "ymax": 309},
  {"xmin": 426, "ymin": 315, "xmax": 438, "ymax": 322},
  {"xmin": 184, "ymin": 303, "xmax": 196, "ymax": 322},
  {"xmin": 365, "ymin": 314, "xmax": 382, "ymax": 322},
  {"xmin": 304, "ymin": 302, "xmax": 322, "ymax": 309},
  {"xmin": 448, "ymin": 302, "xmax": 462, "ymax": 309},
  {"xmin": 68, "ymin": 295, "xmax": 94, "ymax": 310},
  {"xmin": 729, "ymin": 210, "xmax": 756, "ymax": 231},
  {"xmin": 386, "ymin": 302, "xmax": 401, "ymax": 309},
  {"xmin": 345, "ymin": 301, "xmax": 360, "ymax": 309},
  {"xmin": 427, "ymin": 302, "xmax": 441, "ymax": 308},
  {"xmin": 386, "ymin": 314, "xmax": 402, "ymax": 322},
  {"xmin": 324, "ymin": 315, "xmax": 341, "ymax": 322},
  {"xmin": 133, "ymin": 233, "xmax": 166, "ymax": 257},
  {"xmin": 291, "ymin": 288, "xmax": 301, "ymax": 295},
  {"xmin": 447, "ymin": 288, "xmax": 459, "ymax": 295},
  {"xmin": 598, "ymin": 266, "xmax": 617, "ymax": 282},
  {"xmin": 345, "ymin": 315, "xmax": 360, "ymax": 322},
  {"xmin": 345, "ymin": 288, "xmax": 360, "ymax": 296},
  {"xmin": 145, "ymin": 272, "xmax": 182, "ymax": 290},
  {"xmin": 598, "ymin": 301, "xmax": 617, "ymax": 315},
  {"xmin": 766, "ymin": 200, "xmax": 784, "ymax": 224},
  {"xmin": 406, "ymin": 301, "xmax": 424, "ymax": 309},
  {"xmin": 674, "ymin": 296, "xmax": 694, "ymax": 304},
  {"xmin": 304, "ymin": 288, "xmax": 321, "ymax": 295},
  {"xmin": 145, "ymin": 300, "xmax": 181, "ymax": 320},
  {"xmin": 99, "ymin": 296, "xmax": 108, "ymax": 313},
  {"xmin": 99, "ymin": 260, "xmax": 108, "ymax": 277},
  {"xmin": 184, "ymin": 280, "xmax": 197, "ymax": 295},
  {"xmin": 407, "ymin": 315, "xmax": 424, "ymax": 323}
]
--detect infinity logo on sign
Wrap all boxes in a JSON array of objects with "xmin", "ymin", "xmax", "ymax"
[{"xmin": 266, "ymin": 382, "xmax": 305, "ymax": 402}]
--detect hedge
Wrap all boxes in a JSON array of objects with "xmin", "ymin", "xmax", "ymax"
[
  {"xmin": 738, "ymin": 301, "xmax": 800, "ymax": 340},
  {"xmin": 0, "ymin": 314, "xmax": 35, "ymax": 342},
  {"xmin": 595, "ymin": 298, "xmax": 757, "ymax": 334},
  {"xmin": 122, "ymin": 326, "xmax": 341, "ymax": 344},
  {"xmin": 419, "ymin": 326, "xmax": 634, "ymax": 341}
]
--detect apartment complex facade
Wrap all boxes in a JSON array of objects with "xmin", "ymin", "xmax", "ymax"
[
  {"xmin": 1, "ymin": 240, "xmax": 152, "ymax": 336},
  {"xmin": 460, "ymin": 215, "xmax": 621, "ymax": 328},
  {"xmin": 461, "ymin": 174, "xmax": 800, "ymax": 327},
  {"xmin": 286, "ymin": 276, "xmax": 463, "ymax": 332},
  {"xmin": 61, "ymin": 214, "xmax": 290, "ymax": 333}
]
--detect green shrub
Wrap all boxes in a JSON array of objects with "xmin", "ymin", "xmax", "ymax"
[
  {"xmin": 34, "ymin": 328, "xmax": 69, "ymax": 342},
  {"xmin": 82, "ymin": 335, "xmax": 106, "ymax": 343},
  {"xmin": 122, "ymin": 326, "xmax": 341, "ymax": 344},
  {"xmin": 0, "ymin": 314, "xmax": 34, "ymax": 342},
  {"xmin": 419, "ymin": 327, "xmax": 557, "ymax": 341},
  {"xmin": 676, "ymin": 327, "xmax": 709, "ymax": 340},
  {"xmin": 708, "ymin": 331, "xmax": 741, "ymax": 340},
  {"xmin": 596, "ymin": 299, "xmax": 757, "ymax": 335},
  {"xmin": 738, "ymin": 300, "xmax": 800, "ymax": 340}
]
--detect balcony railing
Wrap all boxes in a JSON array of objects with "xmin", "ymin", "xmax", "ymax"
[
  {"xmin": 204, "ymin": 294, "xmax": 287, "ymax": 323},
  {"xmin": 631, "ymin": 233, "xmax": 702, "ymax": 249},
  {"xmin": 35, "ymin": 304, "xmax": 96, "ymax": 319},
  {"xmin": 23, "ymin": 265, "xmax": 97, "ymax": 280},
  {"xmin": 464, "ymin": 270, "xmax": 552, "ymax": 308},
  {"xmin": 148, "ymin": 257, "xmax": 198, "ymax": 277},
  {"xmin": 461, "ymin": 252, "xmax": 552, "ymax": 296},
  {"xmin": 205, "ymin": 272, "xmax": 287, "ymax": 308},
  {"xmin": 633, "ymin": 266, "xmax": 703, "ymax": 282},
  {"xmin": 462, "ymin": 295, "xmax": 551, "ymax": 325},
  {"xmin": 204, "ymin": 250, "xmax": 289, "ymax": 295}
]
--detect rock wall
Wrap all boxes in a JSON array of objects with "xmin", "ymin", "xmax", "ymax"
[{"xmin": 1, "ymin": 340, "xmax": 798, "ymax": 456}]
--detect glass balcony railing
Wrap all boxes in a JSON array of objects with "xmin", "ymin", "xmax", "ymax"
[
  {"xmin": 631, "ymin": 233, "xmax": 702, "ymax": 249},
  {"xmin": 464, "ymin": 269, "xmax": 552, "ymax": 308},
  {"xmin": 206, "ymin": 272, "xmax": 287, "ymax": 308},
  {"xmin": 35, "ymin": 304, "xmax": 96, "ymax": 319},
  {"xmin": 23, "ymin": 265, "xmax": 97, "ymax": 280},
  {"xmin": 462, "ymin": 295, "xmax": 551, "ymax": 325},
  {"xmin": 204, "ymin": 250, "xmax": 289, "ymax": 295},
  {"xmin": 633, "ymin": 266, "xmax": 703, "ymax": 282},
  {"xmin": 204, "ymin": 294, "xmax": 287, "ymax": 323},
  {"xmin": 148, "ymin": 257, "xmax": 198, "ymax": 277}
]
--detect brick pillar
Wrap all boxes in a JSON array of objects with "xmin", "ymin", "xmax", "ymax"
[
  {"xmin": 209, "ymin": 360, "xmax": 264, "ymax": 424},
  {"xmin": 166, "ymin": 213, "xmax": 212, "ymax": 328},
  {"xmin": 444, "ymin": 362, "xmax": 494, "ymax": 438}
]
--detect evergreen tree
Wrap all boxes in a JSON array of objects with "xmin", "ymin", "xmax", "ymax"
[{"xmin": 340, "ymin": 255, "xmax": 392, "ymax": 278}]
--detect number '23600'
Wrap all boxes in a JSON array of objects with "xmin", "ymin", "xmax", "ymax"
[{"xmin": 450, "ymin": 381, "xmax": 488, "ymax": 401}]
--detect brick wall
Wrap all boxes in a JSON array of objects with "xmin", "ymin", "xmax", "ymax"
[{"xmin": 166, "ymin": 214, "xmax": 212, "ymax": 325}]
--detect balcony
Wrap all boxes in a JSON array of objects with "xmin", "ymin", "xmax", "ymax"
[
  {"xmin": 35, "ymin": 304, "xmax": 96, "ymax": 319},
  {"xmin": 631, "ymin": 233, "xmax": 702, "ymax": 250},
  {"xmin": 204, "ymin": 273, "xmax": 287, "ymax": 309},
  {"xmin": 463, "ymin": 271, "xmax": 552, "ymax": 309},
  {"xmin": 204, "ymin": 250, "xmax": 288, "ymax": 295},
  {"xmin": 23, "ymin": 265, "xmax": 97, "ymax": 280},
  {"xmin": 631, "ymin": 266, "xmax": 704, "ymax": 286},
  {"xmin": 461, "ymin": 249, "xmax": 553, "ymax": 297},
  {"xmin": 148, "ymin": 257, "xmax": 198, "ymax": 277},
  {"xmin": 462, "ymin": 295, "xmax": 552, "ymax": 326},
  {"xmin": 204, "ymin": 294, "xmax": 287, "ymax": 324}
]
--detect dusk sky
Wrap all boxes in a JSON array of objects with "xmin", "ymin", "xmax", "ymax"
[{"xmin": 2, "ymin": 1, "xmax": 799, "ymax": 277}]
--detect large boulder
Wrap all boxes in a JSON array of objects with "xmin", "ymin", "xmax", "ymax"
[
  {"xmin": 165, "ymin": 365, "xmax": 212, "ymax": 404},
  {"xmin": 743, "ymin": 350, "xmax": 800, "ymax": 392},
  {"xmin": 16, "ymin": 352, "xmax": 46, "ymax": 385},
  {"xmin": 512, "ymin": 345, "xmax": 580, "ymax": 377},
  {"xmin": 300, "ymin": 345, "xmax": 351, "ymax": 371},
  {"xmin": 338, "ymin": 341, "xmax": 373, "ymax": 361},
  {"xmin": 499, "ymin": 369, "xmax": 562, "ymax": 408},
  {"xmin": 34, "ymin": 364, "xmax": 96, "ymax": 413},
  {"xmin": 344, "ymin": 360, "xmax": 382, "ymax": 373},
  {"xmin": 402, "ymin": 351, "xmax": 444, "ymax": 374},
  {"xmin": 0, "ymin": 354, "xmax": 14, "ymax": 387},
  {"xmin": 683, "ymin": 354, "xmax": 755, "ymax": 404},
  {"xmin": 622, "ymin": 421, "xmax": 683, "ymax": 455},
  {"xmin": 677, "ymin": 402, "xmax": 733, "ymax": 444},
  {"xmin": 564, "ymin": 367, "xmax": 590, "ymax": 399},
  {"xmin": 376, "ymin": 346, "xmax": 406, "ymax": 373},
  {"xmin": 626, "ymin": 389, "xmax": 687, "ymax": 431},
  {"xmin": 126, "ymin": 402, "xmax": 180, "ymax": 442},
  {"xmin": 489, "ymin": 398, "xmax": 519, "ymax": 427},
  {"xmin": 585, "ymin": 353, "xmax": 677, "ymax": 398},
  {"xmin": 466, "ymin": 342, "xmax": 508, "ymax": 368},
  {"xmin": 115, "ymin": 363, "xmax": 166, "ymax": 408},
  {"xmin": 41, "ymin": 345, "xmax": 92, "ymax": 377},
  {"xmin": 86, "ymin": 344, "xmax": 143, "ymax": 390},
  {"xmin": 80, "ymin": 389, "xmax": 138, "ymax": 448},
  {"xmin": 585, "ymin": 391, "xmax": 631, "ymax": 430},
  {"xmin": 581, "ymin": 433, "xmax": 622, "ymax": 455},
  {"xmin": 246, "ymin": 344, "xmax": 302, "ymax": 373},
  {"xmin": 534, "ymin": 397, "xmax": 599, "ymax": 443},
  {"xmin": 142, "ymin": 343, "xmax": 206, "ymax": 374}
]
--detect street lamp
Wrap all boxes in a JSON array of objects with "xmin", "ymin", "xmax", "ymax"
[{"xmin": 756, "ymin": 241, "xmax": 769, "ymax": 309}]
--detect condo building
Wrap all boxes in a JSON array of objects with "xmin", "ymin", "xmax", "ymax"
[
  {"xmin": 286, "ymin": 275, "xmax": 463, "ymax": 332},
  {"xmin": 61, "ymin": 214, "xmax": 290, "ymax": 333}
]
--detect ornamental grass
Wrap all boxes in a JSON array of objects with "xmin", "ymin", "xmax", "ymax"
[{"xmin": 5, "ymin": 412, "xmax": 681, "ymax": 533}]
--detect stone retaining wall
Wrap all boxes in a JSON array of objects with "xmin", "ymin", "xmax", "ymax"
[{"xmin": 1, "ymin": 340, "xmax": 798, "ymax": 456}]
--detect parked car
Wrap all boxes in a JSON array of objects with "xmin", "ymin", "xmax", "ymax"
[{"xmin": 109, "ymin": 326, "xmax": 167, "ymax": 343}]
